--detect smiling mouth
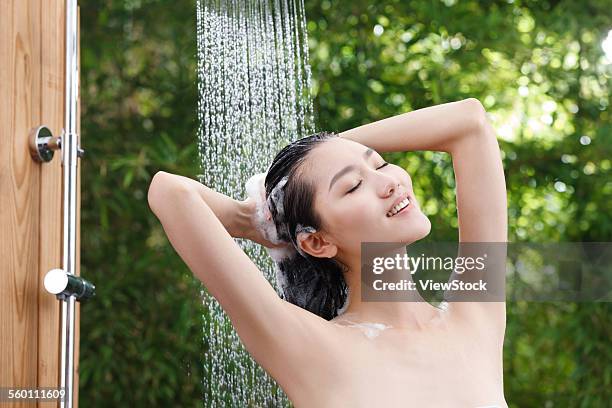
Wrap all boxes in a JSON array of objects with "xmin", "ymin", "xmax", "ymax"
[{"xmin": 386, "ymin": 197, "xmax": 411, "ymax": 217}]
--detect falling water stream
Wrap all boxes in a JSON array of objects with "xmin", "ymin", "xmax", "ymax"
[{"xmin": 196, "ymin": 0, "xmax": 315, "ymax": 405}]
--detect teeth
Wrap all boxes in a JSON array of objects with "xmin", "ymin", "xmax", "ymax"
[{"xmin": 387, "ymin": 198, "xmax": 410, "ymax": 217}]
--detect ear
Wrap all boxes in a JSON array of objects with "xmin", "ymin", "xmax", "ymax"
[{"xmin": 297, "ymin": 232, "xmax": 337, "ymax": 259}]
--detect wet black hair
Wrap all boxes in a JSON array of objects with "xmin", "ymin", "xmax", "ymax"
[{"xmin": 265, "ymin": 131, "xmax": 349, "ymax": 321}]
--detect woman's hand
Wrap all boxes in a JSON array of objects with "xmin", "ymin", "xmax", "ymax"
[{"xmin": 238, "ymin": 197, "xmax": 291, "ymax": 250}]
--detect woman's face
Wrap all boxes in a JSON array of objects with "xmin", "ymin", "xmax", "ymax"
[{"xmin": 303, "ymin": 138, "xmax": 431, "ymax": 261}]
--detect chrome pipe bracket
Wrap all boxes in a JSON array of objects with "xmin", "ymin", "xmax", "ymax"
[{"xmin": 29, "ymin": 125, "xmax": 85, "ymax": 163}]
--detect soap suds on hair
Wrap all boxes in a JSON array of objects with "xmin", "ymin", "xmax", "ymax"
[
  {"xmin": 294, "ymin": 223, "xmax": 316, "ymax": 258},
  {"xmin": 268, "ymin": 175, "xmax": 289, "ymax": 223},
  {"xmin": 336, "ymin": 286, "xmax": 351, "ymax": 316},
  {"xmin": 245, "ymin": 172, "xmax": 284, "ymax": 248}
]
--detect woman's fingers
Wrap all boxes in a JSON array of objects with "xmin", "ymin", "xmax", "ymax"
[{"xmin": 242, "ymin": 188, "xmax": 292, "ymax": 250}]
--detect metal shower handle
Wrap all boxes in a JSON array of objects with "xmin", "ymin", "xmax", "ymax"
[{"xmin": 44, "ymin": 268, "xmax": 96, "ymax": 301}]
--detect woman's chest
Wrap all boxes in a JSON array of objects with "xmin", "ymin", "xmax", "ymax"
[{"xmin": 299, "ymin": 329, "xmax": 505, "ymax": 408}]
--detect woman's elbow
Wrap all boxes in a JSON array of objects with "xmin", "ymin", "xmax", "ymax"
[
  {"xmin": 147, "ymin": 171, "xmax": 190, "ymax": 215},
  {"xmin": 464, "ymin": 98, "xmax": 495, "ymax": 139},
  {"xmin": 148, "ymin": 171, "xmax": 168, "ymax": 214}
]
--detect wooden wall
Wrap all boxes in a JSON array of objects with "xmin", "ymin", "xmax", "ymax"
[{"xmin": 0, "ymin": 1, "xmax": 80, "ymax": 407}]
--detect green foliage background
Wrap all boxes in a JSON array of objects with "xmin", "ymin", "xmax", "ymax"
[{"xmin": 79, "ymin": 0, "xmax": 611, "ymax": 406}]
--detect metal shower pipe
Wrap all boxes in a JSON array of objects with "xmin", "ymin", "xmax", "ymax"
[
  {"xmin": 60, "ymin": 1, "xmax": 79, "ymax": 407},
  {"xmin": 28, "ymin": 1, "xmax": 92, "ymax": 406}
]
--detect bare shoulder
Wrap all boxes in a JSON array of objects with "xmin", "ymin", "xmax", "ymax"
[{"xmin": 265, "ymin": 302, "xmax": 356, "ymax": 399}]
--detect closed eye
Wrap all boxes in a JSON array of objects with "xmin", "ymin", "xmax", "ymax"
[{"xmin": 346, "ymin": 162, "xmax": 390, "ymax": 194}]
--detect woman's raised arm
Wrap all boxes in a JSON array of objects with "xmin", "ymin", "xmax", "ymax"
[
  {"xmin": 147, "ymin": 171, "xmax": 252, "ymax": 239},
  {"xmin": 147, "ymin": 172, "xmax": 339, "ymax": 396},
  {"xmin": 339, "ymin": 98, "xmax": 485, "ymax": 154}
]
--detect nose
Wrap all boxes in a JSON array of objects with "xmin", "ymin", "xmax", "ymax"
[{"xmin": 381, "ymin": 176, "xmax": 399, "ymax": 198}]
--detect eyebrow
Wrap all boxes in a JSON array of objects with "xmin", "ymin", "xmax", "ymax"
[{"xmin": 328, "ymin": 148, "xmax": 375, "ymax": 192}]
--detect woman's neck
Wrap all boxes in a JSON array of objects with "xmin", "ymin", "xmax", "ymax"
[
  {"xmin": 339, "ymin": 285, "xmax": 440, "ymax": 330},
  {"xmin": 337, "ymin": 247, "xmax": 441, "ymax": 330}
]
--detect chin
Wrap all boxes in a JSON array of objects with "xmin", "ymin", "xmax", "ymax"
[
  {"xmin": 418, "ymin": 216, "xmax": 432, "ymax": 237},
  {"xmin": 401, "ymin": 215, "xmax": 432, "ymax": 244}
]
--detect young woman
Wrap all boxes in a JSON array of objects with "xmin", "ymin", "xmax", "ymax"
[{"xmin": 148, "ymin": 98, "xmax": 508, "ymax": 407}]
